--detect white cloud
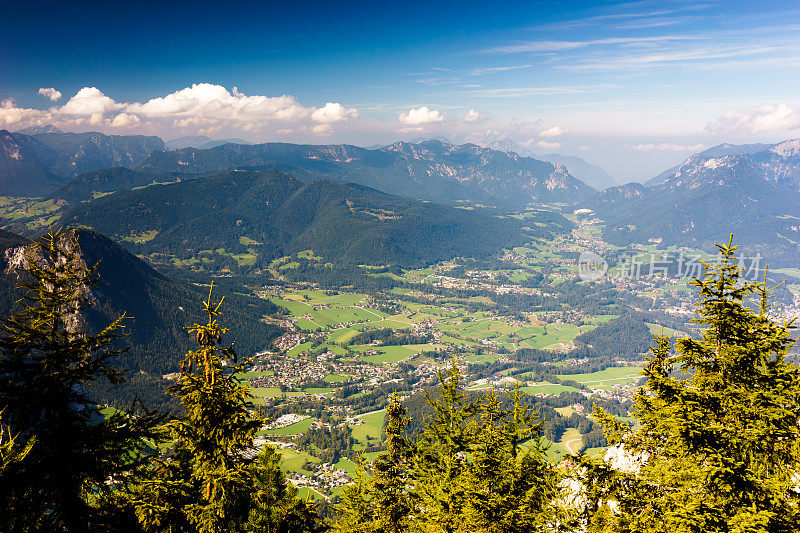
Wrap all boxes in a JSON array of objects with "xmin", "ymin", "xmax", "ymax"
[
  {"xmin": 110, "ymin": 113, "xmax": 140, "ymax": 128},
  {"xmin": 399, "ymin": 106, "xmax": 443, "ymax": 125},
  {"xmin": 0, "ymin": 98, "xmax": 50, "ymax": 128},
  {"xmin": 127, "ymin": 84, "xmax": 312, "ymax": 122},
  {"xmin": 0, "ymin": 84, "xmax": 360, "ymax": 136},
  {"xmin": 536, "ymin": 140, "xmax": 562, "ymax": 150},
  {"xmin": 59, "ymin": 87, "xmax": 124, "ymax": 116},
  {"xmin": 470, "ymin": 64, "xmax": 531, "ymax": 76},
  {"xmin": 312, "ymin": 123, "xmax": 333, "ymax": 134},
  {"xmin": 539, "ymin": 126, "xmax": 568, "ymax": 137},
  {"xmin": 464, "ymin": 109, "xmax": 483, "ymax": 122},
  {"xmin": 706, "ymin": 103, "xmax": 800, "ymax": 135},
  {"xmin": 311, "ymin": 102, "xmax": 358, "ymax": 123},
  {"xmin": 38, "ymin": 87, "xmax": 62, "ymax": 102},
  {"xmin": 487, "ymin": 35, "xmax": 696, "ymax": 54},
  {"xmin": 633, "ymin": 143, "xmax": 706, "ymax": 152}
]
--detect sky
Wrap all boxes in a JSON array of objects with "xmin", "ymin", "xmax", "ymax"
[{"xmin": 1, "ymin": 0, "xmax": 799, "ymax": 181}]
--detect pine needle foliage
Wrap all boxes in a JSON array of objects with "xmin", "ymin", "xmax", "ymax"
[
  {"xmin": 129, "ymin": 285, "xmax": 317, "ymax": 533},
  {"xmin": 581, "ymin": 236, "xmax": 800, "ymax": 532},
  {"xmin": 0, "ymin": 410, "xmax": 34, "ymax": 478},
  {"xmin": 332, "ymin": 361, "xmax": 568, "ymax": 532},
  {"xmin": 0, "ymin": 228, "xmax": 160, "ymax": 532}
]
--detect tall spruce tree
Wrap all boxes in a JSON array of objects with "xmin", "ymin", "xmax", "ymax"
[
  {"xmin": 245, "ymin": 445, "xmax": 319, "ymax": 533},
  {"xmin": 460, "ymin": 387, "xmax": 566, "ymax": 533},
  {"xmin": 0, "ymin": 228, "xmax": 158, "ymax": 532},
  {"xmin": 582, "ymin": 236, "xmax": 800, "ymax": 532},
  {"xmin": 128, "ymin": 286, "xmax": 316, "ymax": 533},
  {"xmin": 332, "ymin": 362, "xmax": 568, "ymax": 532},
  {"xmin": 329, "ymin": 395, "xmax": 412, "ymax": 533}
]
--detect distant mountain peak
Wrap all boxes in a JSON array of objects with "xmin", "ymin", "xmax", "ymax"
[{"xmin": 15, "ymin": 124, "xmax": 63, "ymax": 135}]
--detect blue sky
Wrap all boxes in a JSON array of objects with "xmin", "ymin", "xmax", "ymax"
[{"xmin": 2, "ymin": 0, "xmax": 799, "ymax": 180}]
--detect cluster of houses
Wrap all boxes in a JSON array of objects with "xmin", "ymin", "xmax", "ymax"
[{"xmin": 286, "ymin": 462, "xmax": 353, "ymax": 496}]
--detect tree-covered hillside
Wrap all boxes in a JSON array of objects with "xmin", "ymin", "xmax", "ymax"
[
  {"xmin": 0, "ymin": 227, "xmax": 282, "ymax": 405},
  {"xmin": 61, "ymin": 169, "xmax": 547, "ymax": 267},
  {"xmin": 135, "ymin": 139, "xmax": 596, "ymax": 207}
]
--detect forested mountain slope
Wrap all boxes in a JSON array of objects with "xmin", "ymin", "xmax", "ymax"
[
  {"xmin": 61, "ymin": 169, "xmax": 543, "ymax": 267},
  {"xmin": 135, "ymin": 139, "xmax": 596, "ymax": 207},
  {"xmin": 0, "ymin": 227, "xmax": 281, "ymax": 404}
]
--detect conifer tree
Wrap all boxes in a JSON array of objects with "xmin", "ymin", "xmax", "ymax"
[
  {"xmin": 246, "ymin": 445, "xmax": 318, "ymax": 533},
  {"xmin": 411, "ymin": 362, "xmax": 475, "ymax": 533},
  {"xmin": 460, "ymin": 387, "xmax": 566, "ymax": 533},
  {"xmin": 330, "ymin": 395, "xmax": 412, "ymax": 533},
  {"xmin": 0, "ymin": 228, "xmax": 159, "ymax": 532},
  {"xmin": 129, "ymin": 286, "xmax": 316, "ymax": 533},
  {"xmin": 369, "ymin": 395, "xmax": 413, "ymax": 533},
  {"xmin": 332, "ymin": 362, "xmax": 568, "ymax": 532},
  {"xmin": 0, "ymin": 411, "xmax": 34, "ymax": 480},
  {"xmin": 582, "ymin": 236, "xmax": 800, "ymax": 532}
]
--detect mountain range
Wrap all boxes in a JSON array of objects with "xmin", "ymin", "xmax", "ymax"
[
  {"xmin": 484, "ymin": 138, "xmax": 619, "ymax": 191},
  {"xmin": 3, "ymin": 129, "xmax": 596, "ymax": 207},
  {"xmin": 135, "ymin": 139, "xmax": 597, "ymax": 207},
  {"xmin": 586, "ymin": 140, "xmax": 800, "ymax": 263},
  {"xmin": 1, "ymin": 126, "xmax": 798, "ymax": 265},
  {"xmin": 60, "ymin": 169, "xmax": 549, "ymax": 268},
  {"xmin": 0, "ymin": 227, "xmax": 282, "ymax": 405},
  {"xmin": 1, "ymin": 128, "xmax": 165, "ymax": 195},
  {"xmin": 165, "ymin": 135, "xmax": 255, "ymax": 150}
]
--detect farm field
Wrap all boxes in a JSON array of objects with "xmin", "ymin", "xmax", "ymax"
[
  {"xmin": 349, "ymin": 410, "xmax": 386, "ymax": 445},
  {"xmin": 261, "ymin": 417, "xmax": 314, "ymax": 436}
]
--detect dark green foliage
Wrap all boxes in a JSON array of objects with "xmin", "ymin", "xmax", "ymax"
[
  {"xmin": 62, "ymin": 169, "xmax": 531, "ymax": 267},
  {"xmin": 0, "ymin": 228, "xmax": 282, "ymax": 407},
  {"xmin": 52, "ymin": 167, "xmax": 195, "ymax": 202},
  {"xmin": 573, "ymin": 314, "xmax": 654, "ymax": 360},
  {"xmin": 581, "ymin": 236, "xmax": 800, "ymax": 532},
  {"xmin": 332, "ymin": 364, "xmax": 569, "ymax": 532},
  {"xmin": 0, "ymin": 229, "xmax": 160, "ymax": 532},
  {"xmin": 126, "ymin": 289, "xmax": 316, "ymax": 533},
  {"xmin": 298, "ymin": 425, "xmax": 354, "ymax": 463}
]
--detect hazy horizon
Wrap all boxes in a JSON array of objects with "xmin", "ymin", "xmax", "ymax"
[{"xmin": 2, "ymin": 0, "xmax": 799, "ymax": 182}]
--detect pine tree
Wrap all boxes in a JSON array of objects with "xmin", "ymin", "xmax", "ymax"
[
  {"xmin": 0, "ymin": 410, "xmax": 34, "ymax": 480},
  {"xmin": 411, "ymin": 361, "xmax": 475, "ymax": 533},
  {"xmin": 583, "ymin": 236, "xmax": 800, "ymax": 532},
  {"xmin": 246, "ymin": 445, "xmax": 318, "ymax": 533},
  {"xmin": 460, "ymin": 387, "xmax": 566, "ymax": 533},
  {"xmin": 369, "ymin": 395, "xmax": 413, "ymax": 533},
  {"xmin": 129, "ymin": 286, "xmax": 260, "ymax": 532},
  {"xmin": 128, "ymin": 286, "xmax": 317, "ymax": 533},
  {"xmin": 0, "ymin": 228, "xmax": 159, "ymax": 532},
  {"xmin": 329, "ymin": 395, "xmax": 412, "ymax": 533},
  {"xmin": 332, "ymin": 362, "xmax": 568, "ymax": 532}
]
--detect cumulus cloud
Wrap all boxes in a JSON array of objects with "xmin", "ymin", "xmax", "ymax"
[
  {"xmin": 399, "ymin": 106, "xmax": 443, "ymax": 125},
  {"xmin": 128, "ymin": 84, "xmax": 312, "ymax": 123},
  {"xmin": 536, "ymin": 140, "xmax": 562, "ymax": 149},
  {"xmin": 633, "ymin": 143, "xmax": 706, "ymax": 152},
  {"xmin": 59, "ymin": 87, "xmax": 125, "ymax": 116},
  {"xmin": 0, "ymin": 98, "xmax": 51, "ymax": 128},
  {"xmin": 38, "ymin": 87, "xmax": 62, "ymax": 102},
  {"xmin": 311, "ymin": 102, "xmax": 358, "ymax": 123},
  {"xmin": 110, "ymin": 113, "xmax": 140, "ymax": 128},
  {"xmin": 539, "ymin": 126, "xmax": 568, "ymax": 137},
  {"xmin": 706, "ymin": 103, "xmax": 800, "ymax": 135},
  {"xmin": 0, "ymin": 84, "xmax": 359, "ymax": 136},
  {"xmin": 463, "ymin": 109, "xmax": 483, "ymax": 122}
]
